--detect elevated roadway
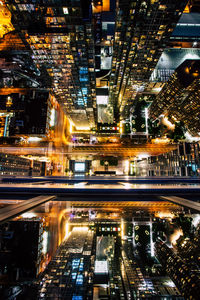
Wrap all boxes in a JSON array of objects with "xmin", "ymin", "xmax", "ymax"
[
  {"xmin": 0, "ymin": 179, "xmax": 199, "ymax": 222},
  {"xmin": 2, "ymin": 176, "xmax": 200, "ymax": 184},
  {"xmin": 0, "ymin": 182, "xmax": 200, "ymax": 198}
]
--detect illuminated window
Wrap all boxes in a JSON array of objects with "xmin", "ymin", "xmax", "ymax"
[{"xmin": 63, "ymin": 7, "xmax": 69, "ymax": 15}]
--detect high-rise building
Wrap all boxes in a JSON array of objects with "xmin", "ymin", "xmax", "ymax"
[
  {"xmin": 155, "ymin": 239, "xmax": 200, "ymax": 300},
  {"xmin": 0, "ymin": 152, "xmax": 44, "ymax": 176},
  {"xmin": 151, "ymin": 10, "xmax": 200, "ymax": 83},
  {"xmin": 0, "ymin": 219, "xmax": 44, "ymax": 280},
  {"xmin": 136, "ymin": 141, "xmax": 200, "ymax": 177},
  {"xmin": 5, "ymin": 0, "xmax": 97, "ymax": 130},
  {"xmin": 149, "ymin": 59, "xmax": 200, "ymax": 135},
  {"xmin": 93, "ymin": 0, "xmax": 116, "ymax": 127},
  {"xmin": 0, "ymin": 90, "xmax": 52, "ymax": 138},
  {"xmin": 109, "ymin": 0, "xmax": 188, "ymax": 121},
  {"xmin": 0, "ymin": 3, "xmax": 57, "ymax": 141}
]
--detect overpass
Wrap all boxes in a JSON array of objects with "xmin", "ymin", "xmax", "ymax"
[
  {"xmin": 0, "ymin": 178, "xmax": 199, "ymax": 225},
  {"xmin": 0, "ymin": 178, "xmax": 200, "ymax": 198}
]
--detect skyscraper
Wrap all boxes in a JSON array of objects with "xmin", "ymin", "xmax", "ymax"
[
  {"xmin": 149, "ymin": 59, "xmax": 200, "ymax": 135},
  {"xmin": 109, "ymin": 0, "xmax": 188, "ymax": 121},
  {"xmin": 5, "ymin": 0, "xmax": 97, "ymax": 130}
]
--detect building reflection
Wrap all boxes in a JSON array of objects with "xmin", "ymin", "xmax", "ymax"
[{"xmin": 0, "ymin": 198, "xmax": 199, "ymax": 299}]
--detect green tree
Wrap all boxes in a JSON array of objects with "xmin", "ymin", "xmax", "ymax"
[{"xmin": 168, "ymin": 121, "xmax": 186, "ymax": 142}]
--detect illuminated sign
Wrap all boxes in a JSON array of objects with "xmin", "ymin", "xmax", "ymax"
[
  {"xmin": 94, "ymin": 260, "xmax": 108, "ymax": 274},
  {"xmin": 50, "ymin": 108, "xmax": 56, "ymax": 127},
  {"xmin": 63, "ymin": 7, "xmax": 69, "ymax": 14},
  {"xmin": 75, "ymin": 162, "xmax": 85, "ymax": 172},
  {"xmin": 97, "ymin": 95, "xmax": 108, "ymax": 105},
  {"xmin": 42, "ymin": 231, "xmax": 48, "ymax": 254}
]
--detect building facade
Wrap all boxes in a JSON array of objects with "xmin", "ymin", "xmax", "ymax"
[
  {"xmin": 109, "ymin": 0, "xmax": 188, "ymax": 121},
  {"xmin": 5, "ymin": 0, "xmax": 97, "ymax": 129}
]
